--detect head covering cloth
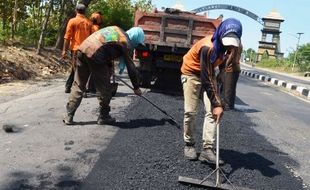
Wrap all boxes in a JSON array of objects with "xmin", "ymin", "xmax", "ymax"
[{"xmin": 211, "ymin": 18, "xmax": 242, "ymax": 63}]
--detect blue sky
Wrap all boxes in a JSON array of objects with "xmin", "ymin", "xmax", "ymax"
[{"xmin": 151, "ymin": 0, "xmax": 310, "ymax": 57}]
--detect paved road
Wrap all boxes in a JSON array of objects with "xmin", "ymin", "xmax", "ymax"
[
  {"xmin": 236, "ymin": 75, "xmax": 310, "ymax": 188},
  {"xmin": 0, "ymin": 75, "xmax": 309, "ymax": 190},
  {"xmin": 81, "ymin": 75, "xmax": 309, "ymax": 190},
  {"xmin": 241, "ymin": 63, "xmax": 310, "ymax": 89},
  {"xmin": 0, "ymin": 77, "xmax": 135, "ymax": 190}
]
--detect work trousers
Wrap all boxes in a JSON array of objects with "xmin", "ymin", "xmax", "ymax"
[
  {"xmin": 65, "ymin": 50, "xmax": 78, "ymax": 90},
  {"xmin": 181, "ymin": 74, "xmax": 216, "ymax": 149},
  {"xmin": 86, "ymin": 74, "xmax": 96, "ymax": 93},
  {"xmin": 66, "ymin": 51, "xmax": 113, "ymax": 116},
  {"xmin": 223, "ymin": 72, "xmax": 240, "ymax": 109}
]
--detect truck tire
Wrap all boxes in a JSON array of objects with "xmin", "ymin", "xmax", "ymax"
[{"xmin": 140, "ymin": 71, "xmax": 152, "ymax": 88}]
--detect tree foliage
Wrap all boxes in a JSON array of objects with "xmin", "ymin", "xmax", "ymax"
[
  {"xmin": 88, "ymin": 0, "xmax": 153, "ymax": 30},
  {"xmin": 243, "ymin": 48, "xmax": 257, "ymax": 63},
  {"xmin": 0, "ymin": 0, "xmax": 154, "ymax": 47},
  {"xmin": 288, "ymin": 43, "xmax": 310, "ymax": 71}
]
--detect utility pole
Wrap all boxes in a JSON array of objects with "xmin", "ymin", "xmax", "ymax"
[{"xmin": 292, "ymin": 32, "xmax": 304, "ymax": 71}]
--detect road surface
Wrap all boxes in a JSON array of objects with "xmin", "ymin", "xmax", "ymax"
[{"xmin": 0, "ymin": 74, "xmax": 309, "ymax": 190}]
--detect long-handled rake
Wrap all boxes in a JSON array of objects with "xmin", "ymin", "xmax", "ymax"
[
  {"xmin": 178, "ymin": 122, "xmax": 253, "ymax": 190},
  {"xmin": 114, "ymin": 75, "xmax": 180, "ymax": 128}
]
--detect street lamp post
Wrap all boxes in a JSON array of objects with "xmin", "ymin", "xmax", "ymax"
[{"xmin": 292, "ymin": 32, "xmax": 304, "ymax": 71}]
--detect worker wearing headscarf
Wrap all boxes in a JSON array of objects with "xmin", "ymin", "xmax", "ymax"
[
  {"xmin": 63, "ymin": 26, "xmax": 145, "ymax": 125},
  {"xmin": 181, "ymin": 18, "xmax": 242, "ymax": 164}
]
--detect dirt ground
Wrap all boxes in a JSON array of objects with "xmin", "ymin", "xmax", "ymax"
[
  {"xmin": 0, "ymin": 45, "xmax": 70, "ymax": 83},
  {"xmin": 0, "ymin": 45, "xmax": 71, "ymax": 103}
]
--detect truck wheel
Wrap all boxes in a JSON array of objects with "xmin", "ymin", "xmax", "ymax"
[{"xmin": 140, "ymin": 71, "xmax": 152, "ymax": 88}]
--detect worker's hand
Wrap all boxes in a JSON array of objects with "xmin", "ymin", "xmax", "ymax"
[
  {"xmin": 212, "ymin": 106, "xmax": 223, "ymax": 123},
  {"xmin": 61, "ymin": 50, "xmax": 67, "ymax": 59},
  {"xmin": 133, "ymin": 88, "xmax": 142, "ymax": 96}
]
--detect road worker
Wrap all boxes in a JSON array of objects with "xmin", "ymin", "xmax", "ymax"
[
  {"xmin": 62, "ymin": 3, "xmax": 92, "ymax": 93},
  {"xmin": 63, "ymin": 26, "xmax": 144, "ymax": 125},
  {"xmin": 181, "ymin": 18, "xmax": 242, "ymax": 164}
]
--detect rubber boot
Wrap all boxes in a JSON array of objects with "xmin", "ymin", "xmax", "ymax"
[{"xmin": 97, "ymin": 106, "xmax": 116, "ymax": 125}]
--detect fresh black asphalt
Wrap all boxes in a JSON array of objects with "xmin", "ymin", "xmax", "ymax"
[{"xmin": 80, "ymin": 90, "xmax": 304, "ymax": 189}]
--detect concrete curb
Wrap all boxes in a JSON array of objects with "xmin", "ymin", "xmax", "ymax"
[{"xmin": 241, "ymin": 70, "xmax": 310, "ymax": 100}]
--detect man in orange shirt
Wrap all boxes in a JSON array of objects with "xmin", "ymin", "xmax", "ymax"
[
  {"xmin": 181, "ymin": 18, "xmax": 242, "ymax": 164},
  {"xmin": 62, "ymin": 3, "xmax": 92, "ymax": 93}
]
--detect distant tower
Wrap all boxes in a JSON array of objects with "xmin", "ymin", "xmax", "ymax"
[{"xmin": 257, "ymin": 9, "xmax": 284, "ymax": 61}]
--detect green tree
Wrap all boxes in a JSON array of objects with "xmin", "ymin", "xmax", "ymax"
[
  {"xmin": 0, "ymin": 0, "xmax": 35, "ymax": 43},
  {"xmin": 244, "ymin": 48, "xmax": 256, "ymax": 63},
  {"xmin": 0, "ymin": 0, "xmax": 154, "ymax": 47},
  {"xmin": 294, "ymin": 43, "xmax": 310, "ymax": 71},
  {"xmin": 88, "ymin": 0, "xmax": 154, "ymax": 30},
  {"xmin": 133, "ymin": 0, "xmax": 154, "ymax": 12},
  {"xmin": 37, "ymin": 0, "xmax": 54, "ymax": 54}
]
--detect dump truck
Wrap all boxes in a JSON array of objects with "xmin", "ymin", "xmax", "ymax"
[{"xmin": 134, "ymin": 8, "xmax": 222, "ymax": 88}]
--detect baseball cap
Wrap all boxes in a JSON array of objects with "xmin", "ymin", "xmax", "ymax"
[
  {"xmin": 76, "ymin": 3, "xmax": 86, "ymax": 11},
  {"xmin": 221, "ymin": 33, "xmax": 240, "ymax": 47}
]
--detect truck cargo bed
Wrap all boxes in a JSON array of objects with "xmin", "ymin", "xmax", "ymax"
[
  {"xmin": 134, "ymin": 9, "xmax": 221, "ymax": 88},
  {"xmin": 135, "ymin": 9, "xmax": 221, "ymax": 48}
]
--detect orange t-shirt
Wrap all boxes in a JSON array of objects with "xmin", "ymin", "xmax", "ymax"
[
  {"xmin": 181, "ymin": 35, "xmax": 214, "ymax": 75},
  {"xmin": 64, "ymin": 13, "xmax": 92, "ymax": 51}
]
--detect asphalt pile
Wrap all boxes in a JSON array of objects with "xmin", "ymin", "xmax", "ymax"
[{"xmin": 81, "ymin": 92, "xmax": 304, "ymax": 190}]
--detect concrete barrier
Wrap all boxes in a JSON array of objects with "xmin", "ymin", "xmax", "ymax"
[{"xmin": 241, "ymin": 69, "xmax": 309, "ymax": 100}]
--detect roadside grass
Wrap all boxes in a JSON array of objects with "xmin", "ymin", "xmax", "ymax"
[{"xmin": 244, "ymin": 59, "xmax": 308, "ymax": 77}]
